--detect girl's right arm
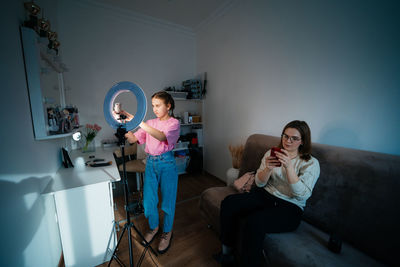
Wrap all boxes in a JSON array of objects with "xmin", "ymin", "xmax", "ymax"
[
  {"xmin": 255, "ymin": 151, "xmax": 280, "ymax": 187},
  {"xmin": 125, "ymin": 131, "xmax": 138, "ymax": 144},
  {"xmin": 138, "ymin": 121, "xmax": 167, "ymax": 141},
  {"xmin": 256, "ymin": 167, "xmax": 273, "ymax": 185}
]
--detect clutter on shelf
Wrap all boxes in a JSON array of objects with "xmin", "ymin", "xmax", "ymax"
[
  {"xmin": 47, "ymin": 105, "xmax": 79, "ymax": 135},
  {"xmin": 164, "ymin": 76, "xmax": 206, "ymax": 99},
  {"xmin": 101, "ymin": 138, "xmax": 119, "ymax": 148}
]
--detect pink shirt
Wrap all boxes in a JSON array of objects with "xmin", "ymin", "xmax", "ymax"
[{"xmin": 134, "ymin": 117, "xmax": 180, "ymax": 156}]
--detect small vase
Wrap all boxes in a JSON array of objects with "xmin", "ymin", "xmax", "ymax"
[{"xmin": 82, "ymin": 139, "xmax": 96, "ymax": 153}]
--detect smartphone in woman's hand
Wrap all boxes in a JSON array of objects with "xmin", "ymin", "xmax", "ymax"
[{"xmin": 270, "ymin": 147, "xmax": 282, "ymax": 167}]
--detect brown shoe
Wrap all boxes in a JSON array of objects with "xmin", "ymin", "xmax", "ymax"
[
  {"xmin": 158, "ymin": 232, "xmax": 173, "ymax": 254},
  {"xmin": 141, "ymin": 227, "xmax": 159, "ymax": 246}
]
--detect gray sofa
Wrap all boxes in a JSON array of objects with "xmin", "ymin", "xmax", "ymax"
[{"xmin": 199, "ymin": 134, "xmax": 400, "ymax": 266}]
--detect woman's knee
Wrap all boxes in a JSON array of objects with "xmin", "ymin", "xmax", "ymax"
[
  {"xmin": 220, "ymin": 194, "xmax": 240, "ymax": 216},
  {"xmin": 221, "ymin": 193, "xmax": 243, "ymax": 208},
  {"xmin": 242, "ymin": 214, "xmax": 267, "ymax": 242}
]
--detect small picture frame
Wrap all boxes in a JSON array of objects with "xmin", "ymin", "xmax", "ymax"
[{"xmin": 62, "ymin": 148, "xmax": 74, "ymax": 168}]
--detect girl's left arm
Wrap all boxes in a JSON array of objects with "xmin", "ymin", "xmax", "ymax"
[
  {"xmin": 276, "ymin": 150, "xmax": 300, "ymax": 184},
  {"xmin": 139, "ymin": 121, "xmax": 167, "ymax": 141},
  {"xmin": 291, "ymin": 159, "xmax": 320, "ymax": 200},
  {"xmin": 285, "ymin": 165, "xmax": 300, "ymax": 184},
  {"xmin": 277, "ymin": 151, "xmax": 320, "ymax": 200}
]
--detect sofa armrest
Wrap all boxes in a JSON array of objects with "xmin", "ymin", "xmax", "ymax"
[{"xmin": 199, "ymin": 186, "xmax": 238, "ymax": 233}]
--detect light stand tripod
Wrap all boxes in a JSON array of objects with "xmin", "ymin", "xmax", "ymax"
[{"xmin": 108, "ymin": 124, "xmax": 157, "ymax": 267}]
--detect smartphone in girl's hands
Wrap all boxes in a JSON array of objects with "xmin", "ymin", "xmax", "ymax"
[{"xmin": 270, "ymin": 147, "xmax": 282, "ymax": 166}]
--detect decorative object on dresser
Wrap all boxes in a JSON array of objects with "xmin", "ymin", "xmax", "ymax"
[{"xmin": 82, "ymin": 123, "xmax": 101, "ymax": 153}]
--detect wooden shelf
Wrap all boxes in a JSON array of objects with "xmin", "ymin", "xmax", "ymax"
[
  {"xmin": 35, "ymin": 127, "xmax": 82, "ymax": 140},
  {"xmin": 174, "ymin": 98, "xmax": 203, "ymax": 102},
  {"xmin": 173, "ymin": 147, "xmax": 189, "ymax": 152},
  {"xmin": 36, "ymin": 132, "xmax": 73, "ymax": 140},
  {"xmin": 181, "ymin": 123, "xmax": 202, "ymax": 126}
]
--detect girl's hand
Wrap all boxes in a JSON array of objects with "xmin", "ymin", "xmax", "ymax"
[
  {"xmin": 112, "ymin": 110, "xmax": 120, "ymax": 121},
  {"xmin": 276, "ymin": 149, "xmax": 299, "ymax": 184},
  {"xmin": 112, "ymin": 110, "xmax": 134, "ymax": 122},
  {"xmin": 275, "ymin": 149, "xmax": 293, "ymax": 169},
  {"xmin": 125, "ymin": 131, "xmax": 136, "ymax": 144},
  {"xmin": 265, "ymin": 156, "xmax": 281, "ymax": 170}
]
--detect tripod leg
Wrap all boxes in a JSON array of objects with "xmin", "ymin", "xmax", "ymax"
[
  {"xmin": 104, "ymin": 220, "xmax": 119, "ymax": 263},
  {"xmin": 137, "ymin": 249, "xmax": 146, "ymax": 267},
  {"xmin": 108, "ymin": 224, "xmax": 127, "ymax": 267},
  {"xmin": 127, "ymin": 222, "xmax": 158, "ymax": 267},
  {"xmin": 131, "ymin": 223, "xmax": 158, "ymax": 256},
  {"xmin": 114, "ymin": 255, "xmax": 125, "ymax": 267},
  {"xmin": 127, "ymin": 225, "xmax": 134, "ymax": 267}
]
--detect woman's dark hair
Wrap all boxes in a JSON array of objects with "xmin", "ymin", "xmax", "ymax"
[
  {"xmin": 151, "ymin": 91, "xmax": 175, "ymax": 117},
  {"xmin": 279, "ymin": 120, "xmax": 312, "ymax": 161}
]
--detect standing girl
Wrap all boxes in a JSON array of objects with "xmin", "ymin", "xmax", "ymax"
[{"xmin": 123, "ymin": 91, "xmax": 180, "ymax": 254}]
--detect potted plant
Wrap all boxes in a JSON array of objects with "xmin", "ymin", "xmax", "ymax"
[{"xmin": 226, "ymin": 144, "xmax": 244, "ymax": 185}]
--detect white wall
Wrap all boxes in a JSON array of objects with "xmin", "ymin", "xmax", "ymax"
[
  {"xmin": 58, "ymin": 0, "xmax": 196, "ymax": 144},
  {"xmin": 1, "ymin": 0, "xmax": 398, "ymax": 263},
  {"xmin": 197, "ymin": 0, "xmax": 400, "ymax": 180},
  {"xmin": 0, "ymin": 1, "xmax": 63, "ymax": 266}
]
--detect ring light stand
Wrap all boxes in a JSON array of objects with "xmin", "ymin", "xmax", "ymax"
[{"xmin": 104, "ymin": 81, "xmax": 156, "ymax": 267}]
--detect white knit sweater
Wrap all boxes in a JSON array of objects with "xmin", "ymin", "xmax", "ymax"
[{"xmin": 255, "ymin": 150, "xmax": 320, "ymax": 210}]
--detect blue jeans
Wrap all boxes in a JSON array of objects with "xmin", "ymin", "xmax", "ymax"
[{"xmin": 143, "ymin": 151, "xmax": 178, "ymax": 233}]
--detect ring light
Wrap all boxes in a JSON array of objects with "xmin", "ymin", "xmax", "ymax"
[{"xmin": 103, "ymin": 81, "xmax": 147, "ymax": 131}]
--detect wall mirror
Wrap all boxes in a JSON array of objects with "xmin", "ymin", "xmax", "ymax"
[{"xmin": 20, "ymin": 26, "xmax": 78, "ymax": 140}]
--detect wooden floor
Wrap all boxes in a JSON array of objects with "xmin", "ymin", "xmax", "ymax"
[{"xmin": 98, "ymin": 172, "xmax": 225, "ymax": 267}]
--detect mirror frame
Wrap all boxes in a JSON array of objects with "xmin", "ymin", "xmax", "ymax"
[{"xmin": 20, "ymin": 26, "xmax": 71, "ymax": 140}]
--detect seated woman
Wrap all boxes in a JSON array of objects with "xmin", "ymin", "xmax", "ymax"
[{"xmin": 215, "ymin": 120, "xmax": 320, "ymax": 266}]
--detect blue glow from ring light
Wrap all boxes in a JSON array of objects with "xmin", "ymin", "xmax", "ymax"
[{"xmin": 103, "ymin": 81, "xmax": 147, "ymax": 131}]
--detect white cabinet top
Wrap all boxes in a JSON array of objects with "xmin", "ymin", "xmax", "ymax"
[{"xmin": 42, "ymin": 146, "xmax": 121, "ymax": 194}]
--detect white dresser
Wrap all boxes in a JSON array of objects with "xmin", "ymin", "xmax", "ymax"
[{"xmin": 42, "ymin": 146, "xmax": 120, "ymax": 267}]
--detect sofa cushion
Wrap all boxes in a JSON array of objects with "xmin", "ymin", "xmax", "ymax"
[
  {"xmin": 304, "ymin": 143, "xmax": 400, "ymax": 265},
  {"xmin": 199, "ymin": 186, "xmax": 237, "ymax": 233},
  {"xmin": 264, "ymin": 221, "xmax": 385, "ymax": 267}
]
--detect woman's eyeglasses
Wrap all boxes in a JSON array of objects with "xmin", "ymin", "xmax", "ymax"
[{"xmin": 282, "ymin": 133, "xmax": 301, "ymax": 142}]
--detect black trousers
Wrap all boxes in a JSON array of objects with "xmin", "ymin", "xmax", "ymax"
[{"xmin": 220, "ymin": 186, "xmax": 303, "ymax": 266}]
